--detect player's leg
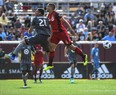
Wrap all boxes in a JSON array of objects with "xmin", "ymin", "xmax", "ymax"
[
  {"xmin": 8, "ymin": 39, "xmax": 26, "ymax": 60},
  {"xmin": 61, "ymin": 31, "xmax": 88, "ymax": 66},
  {"xmin": 68, "ymin": 45, "xmax": 88, "ymax": 66},
  {"xmin": 70, "ymin": 62, "xmax": 75, "ymax": 83},
  {"xmin": 20, "ymin": 64, "xmax": 29, "ymax": 87},
  {"xmin": 96, "ymin": 62, "xmax": 100, "ymax": 80},
  {"xmin": 22, "ymin": 70, "xmax": 28, "ymax": 87},
  {"xmin": 33, "ymin": 65, "xmax": 39, "ymax": 83},
  {"xmin": 89, "ymin": 63, "xmax": 97, "ymax": 79},
  {"xmin": 43, "ymin": 43, "xmax": 56, "ymax": 71},
  {"xmin": 39, "ymin": 64, "xmax": 43, "ymax": 83},
  {"xmin": 44, "ymin": 34, "xmax": 59, "ymax": 71}
]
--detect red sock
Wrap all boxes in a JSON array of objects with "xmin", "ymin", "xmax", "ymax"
[
  {"xmin": 74, "ymin": 47, "xmax": 84, "ymax": 57},
  {"xmin": 48, "ymin": 51, "xmax": 55, "ymax": 66}
]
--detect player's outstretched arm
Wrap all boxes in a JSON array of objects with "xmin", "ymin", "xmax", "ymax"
[{"xmin": 61, "ymin": 16, "xmax": 76, "ymax": 36}]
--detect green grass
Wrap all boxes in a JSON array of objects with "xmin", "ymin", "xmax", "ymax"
[{"xmin": 0, "ymin": 79, "xmax": 116, "ymax": 95}]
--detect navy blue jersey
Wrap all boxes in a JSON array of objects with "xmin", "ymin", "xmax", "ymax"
[
  {"xmin": 20, "ymin": 45, "xmax": 32, "ymax": 64},
  {"xmin": 32, "ymin": 16, "xmax": 51, "ymax": 36}
]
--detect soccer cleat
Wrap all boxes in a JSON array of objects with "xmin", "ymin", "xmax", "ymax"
[
  {"xmin": 34, "ymin": 78, "xmax": 37, "ymax": 83},
  {"xmin": 97, "ymin": 78, "xmax": 100, "ymax": 80},
  {"xmin": 70, "ymin": 78, "xmax": 74, "ymax": 83},
  {"xmin": 23, "ymin": 84, "xmax": 27, "ymax": 88},
  {"xmin": 43, "ymin": 66, "xmax": 54, "ymax": 71},
  {"xmin": 83, "ymin": 54, "xmax": 88, "ymax": 66},
  {"xmin": 39, "ymin": 78, "xmax": 42, "ymax": 83},
  {"xmin": 7, "ymin": 54, "xmax": 15, "ymax": 60}
]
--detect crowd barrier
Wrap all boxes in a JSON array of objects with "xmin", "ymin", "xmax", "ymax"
[
  {"xmin": 0, "ymin": 63, "xmax": 116, "ymax": 79},
  {"xmin": 0, "ymin": 41, "xmax": 116, "ymax": 79}
]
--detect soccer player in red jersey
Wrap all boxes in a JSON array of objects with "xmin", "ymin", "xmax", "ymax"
[
  {"xmin": 44, "ymin": 3, "xmax": 88, "ymax": 71},
  {"xmin": 33, "ymin": 44, "xmax": 44, "ymax": 83}
]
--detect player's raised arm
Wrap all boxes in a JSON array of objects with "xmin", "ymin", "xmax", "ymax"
[
  {"xmin": 60, "ymin": 16, "xmax": 76, "ymax": 36},
  {"xmin": 28, "ymin": 26, "xmax": 33, "ymax": 33}
]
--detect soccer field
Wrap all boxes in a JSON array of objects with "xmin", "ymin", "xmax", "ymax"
[{"xmin": 0, "ymin": 79, "xmax": 116, "ymax": 95}]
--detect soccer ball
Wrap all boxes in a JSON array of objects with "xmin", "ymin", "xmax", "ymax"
[{"xmin": 103, "ymin": 40, "xmax": 112, "ymax": 49}]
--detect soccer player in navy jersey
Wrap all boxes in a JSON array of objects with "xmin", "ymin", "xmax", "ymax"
[
  {"xmin": 44, "ymin": 3, "xmax": 88, "ymax": 71},
  {"xmin": 19, "ymin": 43, "xmax": 33, "ymax": 87},
  {"xmin": 9, "ymin": 8, "xmax": 51, "ymax": 60}
]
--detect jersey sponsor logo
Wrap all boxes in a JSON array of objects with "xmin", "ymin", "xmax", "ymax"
[
  {"xmin": 34, "ymin": 64, "xmax": 55, "ymax": 79},
  {"xmin": 49, "ymin": 15, "xmax": 54, "ymax": 21},
  {"xmin": 92, "ymin": 64, "xmax": 113, "ymax": 78},
  {"xmin": 24, "ymin": 49, "xmax": 29, "ymax": 54},
  {"xmin": 61, "ymin": 67, "xmax": 83, "ymax": 78}
]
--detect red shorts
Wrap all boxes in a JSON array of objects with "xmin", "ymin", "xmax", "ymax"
[
  {"xmin": 34, "ymin": 60, "xmax": 44, "ymax": 67},
  {"xmin": 50, "ymin": 31, "xmax": 72, "ymax": 45}
]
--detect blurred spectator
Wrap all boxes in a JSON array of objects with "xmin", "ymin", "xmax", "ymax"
[
  {"xmin": 0, "ymin": 13, "xmax": 10, "ymax": 25},
  {"xmin": 4, "ymin": 0, "xmax": 14, "ymax": 13},
  {"xmin": 78, "ymin": 31, "xmax": 85, "ymax": 41},
  {"xmin": 87, "ymin": 20, "xmax": 93, "ymax": 32},
  {"xmin": 97, "ymin": 21, "xmax": 106, "ymax": 38},
  {"xmin": 84, "ymin": 9, "xmax": 95, "ymax": 23},
  {"xmin": 69, "ymin": 14, "xmax": 78, "ymax": 29},
  {"xmin": 102, "ymin": 32, "xmax": 116, "ymax": 41},
  {"xmin": 76, "ymin": 5, "xmax": 84, "ymax": 16},
  {"xmin": 0, "ymin": 24, "xmax": 6, "ymax": 41},
  {"xmin": 108, "ymin": 21, "xmax": 114, "ymax": 32},
  {"xmin": 19, "ymin": 24, "xmax": 27, "ymax": 34},
  {"xmin": 91, "ymin": 27, "xmax": 100, "ymax": 41},
  {"xmin": 83, "ymin": 27, "xmax": 89, "ymax": 39},
  {"xmin": 0, "ymin": 46, "xmax": 5, "ymax": 63},
  {"xmin": 24, "ymin": 15, "xmax": 31, "ymax": 28},
  {"xmin": 86, "ymin": 32, "xmax": 93, "ymax": 41},
  {"xmin": 7, "ymin": 13, "xmax": 17, "ymax": 27},
  {"xmin": 6, "ymin": 27, "xmax": 15, "ymax": 40},
  {"xmin": 14, "ymin": 18, "xmax": 22, "ymax": 30},
  {"xmin": 105, "ymin": 5, "xmax": 115, "ymax": 24},
  {"xmin": 75, "ymin": 19, "xmax": 85, "ymax": 34},
  {"xmin": 93, "ymin": 33, "xmax": 100, "ymax": 41}
]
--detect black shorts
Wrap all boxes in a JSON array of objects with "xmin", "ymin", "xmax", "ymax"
[{"xmin": 25, "ymin": 34, "xmax": 50, "ymax": 52}]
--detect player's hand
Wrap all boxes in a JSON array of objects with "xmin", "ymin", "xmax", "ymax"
[{"xmin": 47, "ymin": 37, "xmax": 51, "ymax": 42}]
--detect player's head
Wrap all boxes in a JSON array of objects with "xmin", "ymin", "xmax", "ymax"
[
  {"xmin": 46, "ymin": 3, "xmax": 56, "ymax": 12},
  {"xmin": 35, "ymin": 8, "xmax": 44, "ymax": 16},
  {"xmin": 94, "ymin": 42, "xmax": 99, "ymax": 47}
]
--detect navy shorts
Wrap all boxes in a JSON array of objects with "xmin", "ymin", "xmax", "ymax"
[
  {"xmin": 25, "ymin": 34, "xmax": 50, "ymax": 52},
  {"xmin": 20, "ymin": 63, "xmax": 33, "ymax": 71}
]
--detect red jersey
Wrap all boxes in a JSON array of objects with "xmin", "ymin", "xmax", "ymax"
[
  {"xmin": 48, "ymin": 11, "xmax": 67, "ymax": 33},
  {"xmin": 34, "ymin": 45, "xmax": 44, "ymax": 65}
]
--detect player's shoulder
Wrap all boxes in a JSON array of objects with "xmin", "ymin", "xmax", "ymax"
[{"xmin": 34, "ymin": 16, "xmax": 47, "ymax": 19}]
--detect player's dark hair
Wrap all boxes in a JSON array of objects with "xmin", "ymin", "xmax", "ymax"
[
  {"xmin": 48, "ymin": 3, "xmax": 56, "ymax": 10},
  {"xmin": 37, "ymin": 8, "xmax": 44, "ymax": 15}
]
